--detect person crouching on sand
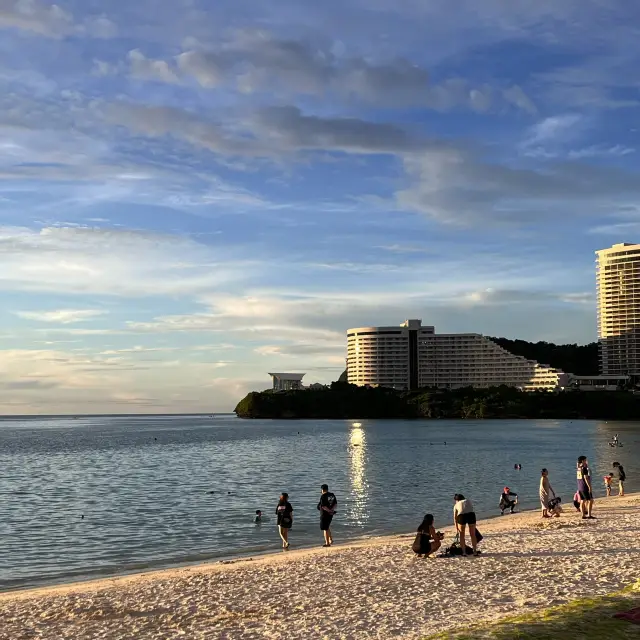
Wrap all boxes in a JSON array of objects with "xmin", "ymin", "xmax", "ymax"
[
  {"xmin": 412, "ymin": 514, "xmax": 444, "ymax": 558},
  {"xmin": 499, "ymin": 487, "xmax": 518, "ymax": 515},
  {"xmin": 317, "ymin": 484, "xmax": 337, "ymax": 547},
  {"xmin": 453, "ymin": 494, "xmax": 478, "ymax": 557},
  {"xmin": 276, "ymin": 492, "xmax": 293, "ymax": 549}
]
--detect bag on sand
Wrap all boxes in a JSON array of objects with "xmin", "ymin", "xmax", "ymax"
[{"xmin": 441, "ymin": 530, "xmax": 483, "ymax": 557}]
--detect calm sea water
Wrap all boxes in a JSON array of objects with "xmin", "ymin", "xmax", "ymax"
[{"xmin": 0, "ymin": 415, "xmax": 637, "ymax": 591}]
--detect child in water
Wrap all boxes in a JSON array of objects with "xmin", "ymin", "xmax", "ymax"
[
  {"xmin": 255, "ymin": 510, "xmax": 262, "ymax": 523},
  {"xmin": 603, "ymin": 474, "xmax": 613, "ymax": 497}
]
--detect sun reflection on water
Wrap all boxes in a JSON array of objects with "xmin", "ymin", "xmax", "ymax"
[{"xmin": 348, "ymin": 426, "xmax": 369, "ymax": 526}]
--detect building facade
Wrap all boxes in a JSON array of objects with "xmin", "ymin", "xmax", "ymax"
[
  {"xmin": 268, "ymin": 372, "xmax": 305, "ymax": 391},
  {"xmin": 347, "ymin": 320, "xmax": 568, "ymax": 391},
  {"xmin": 596, "ymin": 243, "xmax": 640, "ymax": 376}
]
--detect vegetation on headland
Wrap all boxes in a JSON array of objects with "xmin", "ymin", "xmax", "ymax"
[
  {"xmin": 488, "ymin": 337, "xmax": 599, "ymax": 375},
  {"xmin": 234, "ymin": 382, "xmax": 640, "ymax": 419},
  {"xmin": 426, "ymin": 580, "xmax": 640, "ymax": 639}
]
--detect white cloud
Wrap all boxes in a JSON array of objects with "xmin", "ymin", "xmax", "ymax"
[
  {"xmin": 15, "ymin": 309, "xmax": 107, "ymax": 324},
  {"xmin": 128, "ymin": 49, "xmax": 180, "ymax": 84},
  {"xmin": 524, "ymin": 114, "xmax": 583, "ymax": 147},
  {"xmin": 0, "ymin": 0, "xmax": 73, "ymax": 37},
  {"xmin": 0, "ymin": 0, "xmax": 117, "ymax": 39},
  {"xmin": 0, "ymin": 226, "xmax": 256, "ymax": 297}
]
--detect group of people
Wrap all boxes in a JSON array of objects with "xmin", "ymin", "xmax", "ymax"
[
  {"xmin": 262, "ymin": 484, "xmax": 338, "ymax": 549},
  {"xmin": 265, "ymin": 455, "xmax": 627, "ymax": 555},
  {"xmin": 414, "ymin": 494, "xmax": 480, "ymax": 558},
  {"xmin": 413, "ymin": 455, "xmax": 629, "ymax": 560}
]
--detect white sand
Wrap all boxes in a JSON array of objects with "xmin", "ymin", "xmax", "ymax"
[{"xmin": 1, "ymin": 494, "xmax": 639, "ymax": 639}]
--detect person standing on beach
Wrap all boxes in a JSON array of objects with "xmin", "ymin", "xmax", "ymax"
[
  {"xmin": 539, "ymin": 469, "xmax": 557, "ymax": 518},
  {"xmin": 318, "ymin": 484, "xmax": 337, "ymax": 547},
  {"xmin": 603, "ymin": 474, "xmax": 613, "ymax": 497},
  {"xmin": 576, "ymin": 456, "xmax": 595, "ymax": 520},
  {"xmin": 453, "ymin": 494, "xmax": 478, "ymax": 557},
  {"xmin": 276, "ymin": 493, "xmax": 293, "ymax": 549},
  {"xmin": 613, "ymin": 462, "xmax": 626, "ymax": 496}
]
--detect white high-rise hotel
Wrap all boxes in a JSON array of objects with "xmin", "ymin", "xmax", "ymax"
[
  {"xmin": 346, "ymin": 320, "xmax": 568, "ymax": 391},
  {"xmin": 596, "ymin": 243, "xmax": 640, "ymax": 376}
]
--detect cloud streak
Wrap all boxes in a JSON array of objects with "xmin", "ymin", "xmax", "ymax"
[{"xmin": 15, "ymin": 309, "xmax": 107, "ymax": 324}]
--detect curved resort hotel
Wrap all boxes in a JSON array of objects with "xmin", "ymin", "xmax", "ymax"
[{"xmin": 346, "ymin": 319, "xmax": 569, "ymax": 392}]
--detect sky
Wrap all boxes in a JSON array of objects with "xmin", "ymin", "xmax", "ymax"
[{"xmin": 1, "ymin": 0, "xmax": 639, "ymax": 414}]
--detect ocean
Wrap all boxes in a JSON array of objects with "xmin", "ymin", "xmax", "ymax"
[{"xmin": 0, "ymin": 415, "xmax": 636, "ymax": 591}]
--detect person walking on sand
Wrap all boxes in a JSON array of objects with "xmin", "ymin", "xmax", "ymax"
[
  {"xmin": 317, "ymin": 484, "xmax": 337, "ymax": 547},
  {"xmin": 576, "ymin": 456, "xmax": 595, "ymax": 520},
  {"xmin": 540, "ymin": 468, "xmax": 557, "ymax": 518},
  {"xmin": 276, "ymin": 492, "xmax": 293, "ymax": 549},
  {"xmin": 613, "ymin": 462, "xmax": 626, "ymax": 496},
  {"xmin": 453, "ymin": 494, "xmax": 478, "ymax": 557}
]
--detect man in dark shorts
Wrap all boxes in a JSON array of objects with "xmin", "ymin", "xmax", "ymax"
[
  {"xmin": 577, "ymin": 455, "xmax": 595, "ymax": 520},
  {"xmin": 318, "ymin": 484, "xmax": 337, "ymax": 547}
]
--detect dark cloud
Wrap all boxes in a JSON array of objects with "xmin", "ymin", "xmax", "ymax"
[{"xmin": 134, "ymin": 30, "xmax": 533, "ymax": 112}]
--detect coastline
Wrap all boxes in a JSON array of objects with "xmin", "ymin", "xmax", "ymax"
[
  {"xmin": 1, "ymin": 497, "xmax": 542, "ymax": 596},
  {"xmin": 1, "ymin": 493, "xmax": 638, "ymax": 639}
]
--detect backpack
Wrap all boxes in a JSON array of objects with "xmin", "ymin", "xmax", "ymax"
[{"xmin": 440, "ymin": 530, "xmax": 483, "ymax": 557}]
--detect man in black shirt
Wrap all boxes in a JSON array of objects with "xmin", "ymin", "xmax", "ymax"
[{"xmin": 318, "ymin": 484, "xmax": 337, "ymax": 547}]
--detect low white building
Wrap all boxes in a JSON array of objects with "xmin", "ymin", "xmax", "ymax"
[
  {"xmin": 567, "ymin": 375, "xmax": 630, "ymax": 391},
  {"xmin": 268, "ymin": 372, "xmax": 305, "ymax": 391},
  {"xmin": 347, "ymin": 319, "xmax": 568, "ymax": 392}
]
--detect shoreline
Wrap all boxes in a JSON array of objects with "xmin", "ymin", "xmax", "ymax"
[
  {"xmin": 0, "ymin": 498, "xmax": 563, "ymax": 598},
  {"xmin": 2, "ymin": 495, "xmax": 553, "ymax": 596},
  {"xmin": 1, "ymin": 494, "xmax": 638, "ymax": 639}
]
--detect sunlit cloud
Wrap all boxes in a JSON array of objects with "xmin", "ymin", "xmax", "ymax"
[{"xmin": 0, "ymin": 0, "xmax": 633, "ymax": 412}]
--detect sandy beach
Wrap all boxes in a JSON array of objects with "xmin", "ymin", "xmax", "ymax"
[{"xmin": 1, "ymin": 493, "xmax": 639, "ymax": 639}]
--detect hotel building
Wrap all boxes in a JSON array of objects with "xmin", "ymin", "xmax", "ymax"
[
  {"xmin": 596, "ymin": 243, "xmax": 640, "ymax": 376},
  {"xmin": 346, "ymin": 320, "xmax": 568, "ymax": 391}
]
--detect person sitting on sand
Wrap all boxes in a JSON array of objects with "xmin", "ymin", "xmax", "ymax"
[
  {"xmin": 499, "ymin": 487, "xmax": 518, "ymax": 515},
  {"xmin": 613, "ymin": 462, "xmax": 626, "ymax": 497},
  {"xmin": 275, "ymin": 493, "xmax": 293, "ymax": 549},
  {"xmin": 453, "ymin": 494, "xmax": 478, "ymax": 557},
  {"xmin": 540, "ymin": 468, "xmax": 557, "ymax": 518},
  {"xmin": 412, "ymin": 514, "xmax": 444, "ymax": 558}
]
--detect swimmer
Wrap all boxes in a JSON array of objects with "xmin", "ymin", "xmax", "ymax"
[{"xmin": 255, "ymin": 510, "xmax": 262, "ymax": 523}]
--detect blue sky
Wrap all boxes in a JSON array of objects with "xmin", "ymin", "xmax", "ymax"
[{"xmin": 1, "ymin": 0, "xmax": 639, "ymax": 413}]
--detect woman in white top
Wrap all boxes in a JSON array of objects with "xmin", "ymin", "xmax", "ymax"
[
  {"xmin": 453, "ymin": 493, "xmax": 478, "ymax": 557},
  {"xmin": 539, "ymin": 468, "xmax": 557, "ymax": 518}
]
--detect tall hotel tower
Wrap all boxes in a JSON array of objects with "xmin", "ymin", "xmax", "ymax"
[{"xmin": 596, "ymin": 243, "xmax": 640, "ymax": 376}]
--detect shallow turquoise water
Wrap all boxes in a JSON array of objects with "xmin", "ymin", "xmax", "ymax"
[{"xmin": 0, "ymin": 415, "xmax": 636, "ymax": 590}]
